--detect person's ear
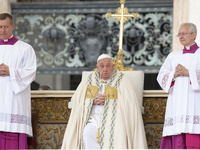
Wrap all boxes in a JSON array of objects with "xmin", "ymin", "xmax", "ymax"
[
  {"xmin": 12, "ymin": 24, "xmax": 15, "ymax": 30},
  {"xmin": 193, "ymin": 32, "xmax": 197, "ymax": 40}
]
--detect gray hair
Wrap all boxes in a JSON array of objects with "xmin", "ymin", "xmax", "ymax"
[{"xmin": 180, "ymin": 22, "xmax": 197, "ymax": 33}]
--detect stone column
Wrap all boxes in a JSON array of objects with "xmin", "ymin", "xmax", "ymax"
[
  {"xmin": 172, "ymin": 0, "xmax": 189, "ymax": 51},
  {"xmin": 173, "ymin": 0, "xmax": 200, "ymax": 51},
  {"xmin": 188, "ymin": 0, "xmax": 200, "ymax": 46},
  {"xmin": 0, "ymin": 0, "xmax": 11, "ymax": 14}
]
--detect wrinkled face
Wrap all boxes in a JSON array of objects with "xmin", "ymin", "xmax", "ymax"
[
  {"xmin": 96, "ymin": 58, "xmax": 114, "ymax": 80},
  {"xmin": 0, "ymin": 18, "xmax": 14, "ymax": 40},
  {"xmin": 178, "ymin": 25, "xmax": 196, "ymax": 47}
]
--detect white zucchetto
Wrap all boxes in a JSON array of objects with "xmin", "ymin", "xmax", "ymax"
[{"xmin": 97, "ymin": 54, "xmax": 112, "ymax": 62}]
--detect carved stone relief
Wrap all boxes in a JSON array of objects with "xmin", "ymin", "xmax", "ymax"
[{"xmin": 12, "ymin": 1, "xmax": 172, "ymax": 74}]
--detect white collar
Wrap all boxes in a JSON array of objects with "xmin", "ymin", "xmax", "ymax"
[{"xmin": 3, "ymin": 35, "xmax": 13, "ymax": 42}]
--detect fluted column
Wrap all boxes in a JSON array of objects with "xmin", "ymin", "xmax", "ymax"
[
  {"xmin": 172, "ymin": 0, "xmax": 189, "ymax": 51},
  {"xmin": 0, "ymin": 0, "xmax": 12, "ymax": 14},
  {"xmin": 173, "ymin": 0, "xmax": 200, "ymax": 51},
  {"xmin": 188, "ymin": 0, "xmax": 200, "ymax": 46}
]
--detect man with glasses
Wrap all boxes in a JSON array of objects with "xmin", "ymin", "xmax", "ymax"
[{"xmin": 157, "ymin": 22, "xmax": 200, "ymax": 149}]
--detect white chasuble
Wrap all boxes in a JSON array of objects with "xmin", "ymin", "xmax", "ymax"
[
  {"xmin": 0, "ymin": 38, "xmax": 36, "ymax": 136},
  {"xmin": 157, "ymin": 49, "xmax": 200, "ymax": 137},
  {"xmin": 61, "ymin": 69, "xmax": 148, "ymax": 149}
]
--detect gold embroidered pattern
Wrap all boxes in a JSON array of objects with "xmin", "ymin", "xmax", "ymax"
[
  {"xmin": 105, "ymin": 86, "xmax": 118, "ymax": 99},
  {"xmin": 85, "ymin": 86, "xmax": 99, "ymax": 99},
  {"xmin": 96, "ymin": 127, "xmax": 100, "ymax": 143},
  {"xmin": 101, "ymin": 81, "xmax": 108, "ymax": 84}
]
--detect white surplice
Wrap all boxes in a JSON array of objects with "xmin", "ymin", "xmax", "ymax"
[
  {"xmin": 0, "ymin": 40, "xmax": 36, "ymax": 136},
  {"xmin": 157, "ymin": 48, "xmax": 200, "ymax": 137}
]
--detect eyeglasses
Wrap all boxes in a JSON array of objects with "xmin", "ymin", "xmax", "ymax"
[{"xmin": 176, "ymin": 32, "xmax": 192, "ymax": 37}]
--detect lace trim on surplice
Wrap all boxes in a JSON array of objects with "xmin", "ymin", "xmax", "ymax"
[
  {"xmin": 196, "ymin": 70, "xmax": 200, "ymax": 85},
  {"xmin": 162, "ymin": 73, "xmax": 169, "ymax": 88},
  {"xmin": 0, "ymin": 112, "xmax": 31, "ymax": 126},
  {"xmin": 15, "ymin": 70, "xmax": 22, "ymax": 82},
  {"xmin": 164, "ymin": 115, "xmax": 200, "ymax": 127}
]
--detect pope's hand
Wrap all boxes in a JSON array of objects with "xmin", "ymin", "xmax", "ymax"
[{"xmin": 93, "ymin": 93, "xmax": 105, "ymax": 105}]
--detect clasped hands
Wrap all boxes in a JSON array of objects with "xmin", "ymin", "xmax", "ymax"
[
  {"xmin": 93, "ymin": 93, "xmax": 105, "ymax": 105},
  {"xmin": 174, "ymin": 64, "xmax": 189, "ymax": 78},
  {"xmin": 0, "ymin": 63, "xmax": 9, "ymax": 76}
]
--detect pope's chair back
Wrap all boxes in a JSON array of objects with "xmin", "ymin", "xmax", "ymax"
[{"xmin": 82, "ymin": 71, "xmax": 144, "ymax": 113}]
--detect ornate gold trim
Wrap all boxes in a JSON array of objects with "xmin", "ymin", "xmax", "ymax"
[
  {"xmin": 113, "ymin": 49, "xmax": 134, "ymax": 71},
  {"xmin": 31, "ymin": 90, "xmax": 168, "ymax": 98},
  {"xmin": 105, "ymin": 86, "xmax": 118, "ymax": 99},
  {"xmin": 31, "ymin": 91, "xmax": 75, "ymax": 98},
  {"xmin": 120, "ymin": 0, "xmax": 125, "ymax": 4},
  {"xmin": 30, "ymin": 90, "xmax": 168, "ymax": 149},
  {"xmin": 85, "ymin": 86, "xmax": 99, "ymax": 99}
]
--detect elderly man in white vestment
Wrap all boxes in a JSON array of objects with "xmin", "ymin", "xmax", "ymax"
[
  {"xmin": 157, "ymin": 23, "xmax": 200, "ymax": 149},
  {"xmin": 61, "ymin": 54, "xmax": 147, "ymax": 149},
  {"xmin": 0, "ymin": 13, "xmax": 36, "ymax": 149}
]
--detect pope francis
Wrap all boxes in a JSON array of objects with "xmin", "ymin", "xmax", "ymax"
[{"xmin": 61, "ymin": 54, "xmax": 148, "ymax": 149}]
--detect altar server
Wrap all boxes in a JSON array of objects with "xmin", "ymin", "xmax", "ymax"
[
  {"xmin": 157, "ymin": 23, "xmax": 200, "ymax": 149},
  {"xmin": 0, "ymin": 13, "xmax": 36, "ymax": 149}
]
